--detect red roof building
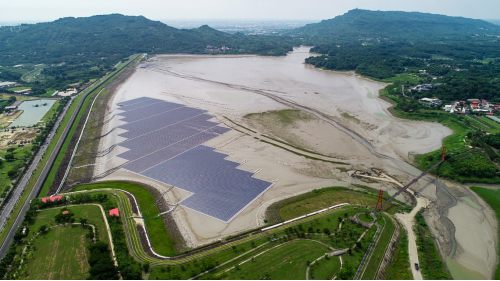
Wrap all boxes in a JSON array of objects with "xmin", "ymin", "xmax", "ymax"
[
  {"xmin": 62, "ymin": 211, "xmax": 69, "ymax": 214},
  {"xmin": 109, "ymin": 208, "xmax": 119, "ymax": 217},
  {"xmin": 41, "ymin": 196, "xmax": 63, "ymax": 203}
]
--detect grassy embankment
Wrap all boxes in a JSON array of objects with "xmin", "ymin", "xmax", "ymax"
[
  {"xmin": 38, "ymin": 55, "xmax": 139, "ymax": 198},
  {"xmin": 38, "ymin": 100, "xmax": 60, "ymax": 124},
  {"xmin": 0, "ymin": 57, "xmax": 138, "ymax": 246},
  {"xmin": 470, "ymin": 186, "xmax": 500, "ymax": 279},
  {"xmin": 414, "ymin": 211, "xmax": 451, "ymax": 280},
  {"xmin": 28, "ymin": 184, "xmax": 375, "ymax": 279},
  {"xmin": 266, "ymin": 186, "xmax": 405, "ymax": 225},
  {"xmin": 361, "ymin": 214, "xmax": 396, "ymax": 280},
  {"xmin": 147, "ymin": 206, "xmax": 369, "ymax": 279},
  {"xmin": 14, "ymin": 205, "xmax": 109, "ymax": 280},
  {"xmin": 384, "ymin": 229, "xmax": 412, "ymax": 279},
  {"xmin": 72, "ymin": 181, "xmax": 176, "ymax": 256},
  {"xmin": 221, "ymin": 240, "xmax": 333, "ymax": 280}
]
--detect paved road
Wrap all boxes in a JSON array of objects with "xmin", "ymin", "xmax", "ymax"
[
  {"xmin": 0, "ymin": 94, "xmax": 75, "ymax": 258},
  {"xmin": 395, "ymin": 189, "xmax": 429, "ymax": 280},
  {"xmin": 0, "ymin": 55, "xmax": 140, "ymax": 260}
]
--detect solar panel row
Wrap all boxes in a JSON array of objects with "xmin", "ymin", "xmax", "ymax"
[
  {"xmin": 116, "ymin": 96, "xmax": 154, "ymax": 106},
  {"xmin": 118, "ymin": 98, "xmax": 164, "ymax": 112},
  {"xmin": 142, "ymin": 145, "xmax": 272, "ymax": 222},
  {"xmin": 112, "ymin": 97, "xmax": 272, "ymax": 222},
  {"xmin": 118, "ymin": 107, "xmax": 207, "ymax": 139},
  {"xmin": 117, "ymin": 101, "xmax": 185, "ymax": 123}
]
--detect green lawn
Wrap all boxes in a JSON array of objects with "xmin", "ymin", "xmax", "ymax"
[
  {"xmin": 72, "ymin": 181, "xmax": 176, "ymax": 256},
  {"xmin": 8, "ymin": 86, "xmax": 31, "ymax": 92},
  {"xmin": 361, "ymin": 214, "xmax": 395, "ymax": 279},
  {"xmin": 25, "ymin": 204, "xmax": 110, "ymax": 244},
  {"xmin": 358, "ymin": 213, "xmax": 373, "ymax": 223},
  {"xmin": 385, "ymin": 230, "xmax": 412, "ymax": 279},
  {"xmin": 470, "ymin": 186, "xmax": 500, "ymax": 279},
  {"xmin": 18, "ymin": 225, "xmax": 91, "ymax": 280},
  {"xmin": 275, "ymin": 187, "xmax": 400, "ymax": 222},
  {"xmin": 221, "ymin": 240, "xmax": 331, "ymax": 280},
  {"xmin": 16, "ymin": 204, "xmax": 111, "ymax": 280},
  {"xmin": 310, "ymin": 255, "xmax": 341, "ymax": 280}
]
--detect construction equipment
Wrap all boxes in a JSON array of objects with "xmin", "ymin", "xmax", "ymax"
[{"xmin": 375, "ymin": 147, "xmax": 446, "ymax": 212}]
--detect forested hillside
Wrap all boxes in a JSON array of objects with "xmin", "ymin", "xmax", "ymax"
[
  {"xmin": 293, "ymin": 9, "xmax": 500, "ymax": 42},
  {"xmin": 0, "ymin": 14, "xmax": 296, "ymax": 65},
  {"xmin": 300, "ymin": 10, "xmax": 500, "ymax": 103}
]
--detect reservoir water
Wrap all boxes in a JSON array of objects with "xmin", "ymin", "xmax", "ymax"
[{"xmin": 9, "ymin": 99, "xmax": 57, "ymax": 127}]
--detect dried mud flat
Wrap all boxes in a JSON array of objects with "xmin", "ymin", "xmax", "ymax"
[{"xmin": 94, "ymin": 46, "xmax": 496, "ymax": 278}]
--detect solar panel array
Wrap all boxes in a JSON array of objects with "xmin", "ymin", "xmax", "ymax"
[{"xmin": 112, "ymin": 97, "xmax": 273, "ymax": 222}]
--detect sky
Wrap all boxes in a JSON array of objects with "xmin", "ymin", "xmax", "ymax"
[{"xmin": 1, "ymin": 0, "xmax": 500, "ymax": 24}]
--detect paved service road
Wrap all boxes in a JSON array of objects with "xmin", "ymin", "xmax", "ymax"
[
  {"xmin": 0, "ymin": 94, "xmax": 75, "ymax": 259},
  {"xmin": 0, "ymin": 55, "xmax": 139, "ymax": 260},
  {"xmin": 395, "ymin": 188, "xmax": 429, "ymax": 280}
]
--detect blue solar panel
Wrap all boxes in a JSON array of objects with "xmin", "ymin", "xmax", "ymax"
[
  {"xmin": 110, "ymin": 98, "xmax": 272, "ymax": 222},
  {"xmin": 141, "ymin": 146, "xmax": 272, "ymax": 222},
  {"xmin": 118, "ymin": 107, "xmax": 207, "ymax": 139},
  {"xmin": 117, "ymin": 101, "xmax": 185, "ymax": 123},
  {"xmin": 122, "ymin": 128, "xmax": 229, "ymax": 173},
  {"xmin": 117, "ymin": 97, "xmax": 155, "ymax": 106},
  {"xmin": 118, "ymin": 99, "xmax": 163, "ymax": 112}
]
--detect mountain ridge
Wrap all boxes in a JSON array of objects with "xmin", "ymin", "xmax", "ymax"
[{"xmin": 292, "ymin": 9, "xmax": 500, "ymax": 42}]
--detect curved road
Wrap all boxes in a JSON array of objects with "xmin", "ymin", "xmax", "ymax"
[{"xmin": 0, "ymin": 55, "xmax": 140, "ymax": 260}]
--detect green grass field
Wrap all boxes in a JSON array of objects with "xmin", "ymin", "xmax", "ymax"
[
  {"xmin": 358, "ymin": 213, "xmax": 373, "ymax": 223},
  {"xmin": 470, "ymin": 186, "xmax": 500, "ymax": 279},
  {"xmin": 276, "ymin": 187, "xmax": 400, "ymax": 221},
  {"xmin": 8, "ymin": 87, "xmax": 31, "ymax": 92},
  {"xmin": 221, "ymin": 240, "xmax": 331, "ymax": 280},
  {"xmin": 310, "ymin": 255, "xmax": 341, "ymax": 280},
  {"xmin": 385, "ymin": 230, "xmax": 412, "ymax": 279},
  {"xmin": 72, "ymin": 181, "xmax": 176, "ymax": 256},
  {"xmin": 25, "ymin": 205, "xmax": 110, "ymax": 244},
  {"xmin": 361, "ymin": 214, "xmax": 395, "ymax": 279},
  {"xmin": 15, "ymin": 204, "xmax": 110, "ymax": 280},
  {"xmin": 19, "ymin": 225, "xmax": 91, "ymax": 280}
]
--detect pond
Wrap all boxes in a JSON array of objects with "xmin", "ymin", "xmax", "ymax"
[{"xmin": 9, "ymin": 99, "xmax": 57, "ymax": 127}]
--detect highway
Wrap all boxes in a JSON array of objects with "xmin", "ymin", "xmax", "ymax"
[
  {"xmin": 0, "ymin": 54, "xmax": 140, "ymax": 260},
  {"xmin": 0, "ymin": 94, "xmax": 75, "ymax": 259}
]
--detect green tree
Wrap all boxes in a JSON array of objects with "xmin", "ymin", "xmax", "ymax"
[{"xmin": 79, "ymin": 218, "xmax": 88, "ymax": 226}]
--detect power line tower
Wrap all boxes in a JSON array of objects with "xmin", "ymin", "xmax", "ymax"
[{"xmin": 375, "ymin": 189, "xmax": 384, "ymax": 211}]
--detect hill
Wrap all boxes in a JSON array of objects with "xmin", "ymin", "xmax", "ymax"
[
  {"xmin": 0, "ymin": 14, "xmax": 295, "ymax": 65},
  {"xmin": 293, "ymin": 9, "xmax": 500, "ymax": 42}
]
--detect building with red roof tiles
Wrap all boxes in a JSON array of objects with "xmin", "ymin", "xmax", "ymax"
[
  {"xmin": 109, "ymin": 208, "xmax": 119, "ymax": 217},
  {"xmin": 41, "ymin": 195, "xmax": 63, "ymax": 203},
  {"xmin": 62, "ymin": 211, "xmax": 69, "ymax": 214}
]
